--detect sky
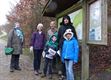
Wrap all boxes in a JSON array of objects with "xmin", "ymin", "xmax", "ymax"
[{"xmin": 0, "ymin": 0, "xmax": 20, "ymax": 25}]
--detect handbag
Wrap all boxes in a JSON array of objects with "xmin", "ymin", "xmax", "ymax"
[
  {"xmin": 5, "ymin": 29, "xmax": 14, "ymax": 55},
  {"xmin": 4, "ymin": 47, "xmax": 14, "ymax": 55}
]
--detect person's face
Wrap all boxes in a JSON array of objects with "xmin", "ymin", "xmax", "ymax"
[
  {"xmin": 39, "ymin": 27, "xmax": 42, "ymax": 31},
  {"xmin": 64, "ymin": 18, "xmax": 69, "ymax": 24},
  {"xmin": 50, "ymin": 21, "xmax": 56, "ymax": 29},
  {"xmin": 66, "ymin": 33, "xmax": 72, "ymax": 40},
  {"xmin": 15, "ymin": 23, "xmax": 20, "ymax": 27},
  {"xmin": 37, "ymin": 26, "xmax": 43, "ymax": 31},
  {"xmin": 52, "ymin": 36, "xmax": 57, "ymax": 42}
]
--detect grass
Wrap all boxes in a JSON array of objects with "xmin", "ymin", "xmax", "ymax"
[
  {"xmin": 105, "ymin": 67, "xmax": 111, "ymax": 73},
  {"xmin": 0, "ymin": 35, "xmax": 7, "ymax": 41},
  {"xmin": 23, "ymin": 48, "xmax": 34, "ymax": 60}
]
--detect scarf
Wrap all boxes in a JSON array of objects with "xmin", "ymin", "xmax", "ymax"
[{"xmin": 14, "ymin": 27, "xmax": 24, "ymax": 42}]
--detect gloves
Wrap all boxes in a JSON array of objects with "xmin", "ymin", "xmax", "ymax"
[
  {"xmin": 42, "ymin": 51, "xmax": 46, "ymax": 58},
  {"xmin": 57, "ymin": 50, "xmax": 60, "ymax": 56},
  {"xmin": 30, "ymin": 46, "xmax": 33, "ymax": 53}
]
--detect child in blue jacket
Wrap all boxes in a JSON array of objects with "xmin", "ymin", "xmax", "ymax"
[{"xmin": 61, "ymin": 29, "xmax": 79, "ymax": 80}]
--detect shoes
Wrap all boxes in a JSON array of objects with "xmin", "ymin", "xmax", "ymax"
[
  {"xmin": 38, "ymin": 70, "xmax": 42, "ymax": 74},
  {"xmin": 41, "ymin": 74, "xmax": 52, "ymax": 79},
  {"xmin": 10, "ymin": 67, "xmax": 21, "ymax": 72},
  {"xmin": 59, "ymin": 75, "xmax": 66, "ymax": 80},
  {"xmin": 10, "ymin": 68, "xmax": 14, "ymax": 72},
  {"xmin": 48, "ymin": 75, "xmax": 52, "ymax": 79},
  {"xmin": 58, "ymin": 71, "xmax": 62, "ymax": 75},
  {"xmin": 15, "ymin": 67, "xmax": 22, "ymax": 71},
  {"xmin": 34, "ymin": 71, "xmax": 39, "ymax": 75},
  {"xmin": 41, "ymin": 74, "xmax": 46, "ymax": 78}
]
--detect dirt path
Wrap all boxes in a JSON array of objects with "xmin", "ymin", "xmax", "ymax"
[{"xmin": 0, "ymin": 40, "xmax": 58, "ymax": 80}]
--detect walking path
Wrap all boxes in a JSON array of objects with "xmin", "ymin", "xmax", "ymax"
[
  {"xmin": 0, "ymin": 39, "xmax": 58, "ymax": 80},
  {"xmin": 1, "ymin": 36, "xmax": 111, "ymax": 80},
  {"xmin": 0, "ymin": 31, "xmax": 7, "ymax": 38}
]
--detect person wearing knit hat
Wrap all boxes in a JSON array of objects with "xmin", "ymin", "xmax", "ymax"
[
  {"xmin": 30, "ymin": 23, "xmax": 46, "ymax": 75},
  {"xmin": 63, "ymin": 29, "xmax": 73, "ymax": 40},
  {"xmin": 61, "ymin": 29, "xmax": 79, "ymax": 80}
]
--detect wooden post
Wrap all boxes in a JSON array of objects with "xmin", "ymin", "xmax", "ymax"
[{"xmin": 81, "ymin": 0, "xmax": 89, "ymax": 80}]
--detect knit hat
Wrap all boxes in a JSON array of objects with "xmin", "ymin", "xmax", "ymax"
[
  {"xmin": 37, "ymin": 23, "xmax": 43, "ymax": 30},
  {"xmin": 63, "ymin": 29, "xmax": 73, "ymax": 40}
]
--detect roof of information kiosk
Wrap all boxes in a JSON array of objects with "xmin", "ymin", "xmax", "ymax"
[{"xmin": 42, "ymin": 0, "xmax": 80, "ymax": 17}]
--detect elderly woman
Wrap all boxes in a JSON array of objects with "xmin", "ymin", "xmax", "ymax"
[
  {"xmin": 7, "ymin": 22, "xmax": 24, "ymax": 72},
  {"xmin": 30, "ymin": 23, "xmax": 46, "ymax": 75}
]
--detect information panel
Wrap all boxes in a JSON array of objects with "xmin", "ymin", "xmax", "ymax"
[
  {"xmin": 89, "ymin": 0, "xmax": 101, "ymax": 41},
  {"xmin": 87, "ymin": 0, "xmax": 107, "ymax": 45}
]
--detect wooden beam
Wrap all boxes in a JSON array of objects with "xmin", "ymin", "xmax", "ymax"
[
  {"xmin": 56, "ymin": 0, "xmax": 83, "ymax": 18},
  {"xmin": 42, "ymin": 0, "xmax": 52, "ymax": 16},
  {"xmin": 81, "ymin": 0, "xmax": 89, "ymax": 80}
]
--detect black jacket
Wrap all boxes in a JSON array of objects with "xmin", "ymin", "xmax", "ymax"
[{"xmin": 58, "ymin": 25, "xmax": 77, "ymax": 49}]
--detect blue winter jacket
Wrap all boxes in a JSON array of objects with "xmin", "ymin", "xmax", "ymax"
[{"xmin": 61, "ymin": 37, "xmax": 79, "ymax": 63}]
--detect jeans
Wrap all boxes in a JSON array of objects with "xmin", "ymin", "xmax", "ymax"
[
  {"xmin": 10, "ymin": 54, "xmax": 20, "ymax": 69},
  {"xmin": 43, "ymin": 58, "xmax": 53, "ymax": 75},
  {"xmin": 65, "ymin": 60, "xmax": 74, "ymax": 80},
  {"xmin": 33, "ymin": 49, "xmax": 43, "ymax": 71}
]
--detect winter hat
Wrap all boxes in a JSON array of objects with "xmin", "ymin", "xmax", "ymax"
[
  {"xmin": 60, "ymin": 15, "xmax": 72, "ymax": 25},
  {"xmin": 63, "ymin": 29, "xmax": 73, "ymax": 40},
  {"xmin": 37, "ymin": 23, "xmax": 43, "ymax": 30}
]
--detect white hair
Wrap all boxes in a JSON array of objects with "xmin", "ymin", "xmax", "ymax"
[{"xmin": 37, "ymin": 23, "xmax": 43, "ymax": 30}]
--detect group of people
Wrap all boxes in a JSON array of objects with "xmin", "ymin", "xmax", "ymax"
[{"xmin": 7, "ymin": 15, "xmax": 79, "ymax": 80}]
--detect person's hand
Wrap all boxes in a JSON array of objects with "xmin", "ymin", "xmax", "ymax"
[
  {"xmin": 42, "ymin": 51, "xmax": 45, "ymax": 58},
  {"xmin": 30, "ymin": 46, "xmax": 33, "ymax": 53},
  {"xmin": 57, "ymin": 50, "xmax": 60, "ymax": 56}
]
